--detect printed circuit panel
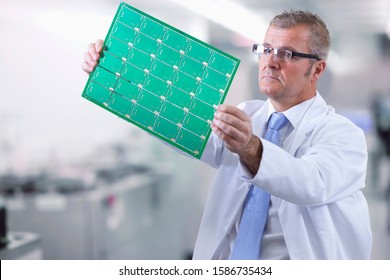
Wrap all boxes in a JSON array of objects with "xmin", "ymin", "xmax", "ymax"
[{"xmin": 82, "ymin": 2, "xmax": 240, "ymax": 158}]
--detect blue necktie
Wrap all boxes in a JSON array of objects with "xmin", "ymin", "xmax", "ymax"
[{"xmin": 230, "ymin": 112, "xmax": 288, "ymax": 260}]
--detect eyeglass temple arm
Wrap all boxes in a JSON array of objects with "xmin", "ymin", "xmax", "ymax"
[{"xmin": 291, "ymin": 51, "xmax": 321, "ymax": 61}]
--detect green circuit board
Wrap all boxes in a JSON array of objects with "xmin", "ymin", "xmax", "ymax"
[{"xmin": 82, "ymin": 2, "xmax": 240, "ymax": 158}]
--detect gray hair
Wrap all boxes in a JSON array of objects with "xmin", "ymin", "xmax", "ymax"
[{"xmin": 270, "ymin": 10, "xmax": 331, "ymax": 60}]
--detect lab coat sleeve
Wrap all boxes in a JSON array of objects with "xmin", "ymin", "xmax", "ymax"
[
  {"xmin": 199, "ymin": 132, "xmax": 225, "ymax": 169},
  {"xmin": 240, "ymin": 114, "xmax": 368, "ymax": 205}
]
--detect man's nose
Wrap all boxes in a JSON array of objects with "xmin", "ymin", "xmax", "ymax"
[{"xmin": 261, "ymin": 52, "xmax": 280, "ymax": 69}]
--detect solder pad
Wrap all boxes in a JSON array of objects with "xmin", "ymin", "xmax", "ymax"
[{"xmin": 82, "ymin": 2, "xmax": 240, "ymax": 158}]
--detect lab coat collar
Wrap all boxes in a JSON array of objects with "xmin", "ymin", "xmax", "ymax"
[{"xmin": 251, "ymin": 92, "xmax": 330, "ymax": 155}]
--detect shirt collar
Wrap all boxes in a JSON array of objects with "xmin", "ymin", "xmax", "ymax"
[{"xmin": 266, "ymin": 94, "xmax": 317, "ymax": 129}]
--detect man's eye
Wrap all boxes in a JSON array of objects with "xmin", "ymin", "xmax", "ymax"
[
  {"xmin": 279, "ymin": 50, "xmax": 288, "ymax": 55},
  {"xmin": 279, "ymin": 50, "xmax": 291, "ymax": 58}
]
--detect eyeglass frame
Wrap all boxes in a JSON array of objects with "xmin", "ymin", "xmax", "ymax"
[{"xmin": 252, "ymin": 43, "xmax": 321, "ymax": 61}]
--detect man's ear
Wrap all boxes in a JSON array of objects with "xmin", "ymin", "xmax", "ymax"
[{"xmin": 311, "ymin": 61, "xmax": 326, "ymax": 83}]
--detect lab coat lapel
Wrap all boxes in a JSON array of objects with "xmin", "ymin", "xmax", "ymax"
[
  {"xmin": 288, "ymin": 94, "xmax": 330, "ymax": 155},
  {"xmin": 251, "ymin": 101, "xmax": 269, "ymax": 138}
]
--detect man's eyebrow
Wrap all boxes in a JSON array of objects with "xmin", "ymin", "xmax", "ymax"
[{"xmin": 262, "ymin": 42, "xmax": 297, "ymax": 51}]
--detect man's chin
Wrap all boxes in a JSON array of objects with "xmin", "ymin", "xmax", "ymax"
[{"xmin": 259, "ymin": 86, "xmax": 280, "ymax": 97}]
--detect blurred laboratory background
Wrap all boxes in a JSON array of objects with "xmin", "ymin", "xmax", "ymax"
[{"xmin": 0, "ymin": 0, "xmax": 390, "ymax": 260}]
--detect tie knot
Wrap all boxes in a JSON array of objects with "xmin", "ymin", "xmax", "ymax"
[{"xmin": 268, "ymin": 112, "xmax": 288, "ymax": 131}]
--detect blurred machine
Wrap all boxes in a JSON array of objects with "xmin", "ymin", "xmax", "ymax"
[
  {"xmin": 0, "ymin": 158, "xmax": 188, "ymax": 259},
  {"xmin": 0, "ymin": 195, "xmax": 42, "ymax": 259},
  {"xmin": 373, "ymin": 95, "xmax": 390, "ymax": 156},
  {"xmin": 0, "ymin": 231, "xmax": 42, "ymax": 260}
]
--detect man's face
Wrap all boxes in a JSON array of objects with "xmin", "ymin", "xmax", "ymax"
[{"xmin": 258, "ymin": 24, "xmax": 321, "ymax": 111}]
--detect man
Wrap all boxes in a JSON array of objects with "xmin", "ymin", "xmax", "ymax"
[{"xmin": 82, "ymin": 10, "xmax": 372, "ymax": 259}]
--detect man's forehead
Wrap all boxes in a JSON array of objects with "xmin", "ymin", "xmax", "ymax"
[{"xmin": 263, "ymin": 25, "xmax": 311, "ymax": 49}]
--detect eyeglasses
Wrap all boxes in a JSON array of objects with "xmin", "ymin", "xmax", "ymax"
[{"xmin": 252, "ymin": 44, "xmax": 321, "ymax": 61}]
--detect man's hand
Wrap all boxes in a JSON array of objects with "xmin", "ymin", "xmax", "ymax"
[
  {"xmin": 212, "ymin": 105, "xmax": 262, "ymax": 175},
  {"xmin": 81, "ymin": 39, "xmax": 104, "ymax": 74}
]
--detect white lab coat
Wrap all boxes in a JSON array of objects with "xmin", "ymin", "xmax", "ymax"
[{"xmin": 193, "ymin": 93, "xmax": 372, "ymax": 259}]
